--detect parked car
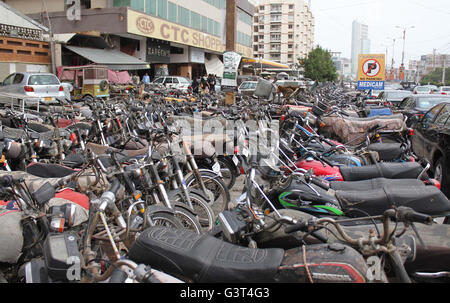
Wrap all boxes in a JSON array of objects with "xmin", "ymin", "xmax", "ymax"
[
  {"xmin": 410, "ymin": 101, "xmax": 450, "ymax": 196},
  {"xmin": 0, "ymin": 72, "xmax": 65, "ymax": 106},
  {"xmin": 397, "ymin": 95, "xmax": 450, "ymax": 126},
  {"xmin": 152, "ymin": 76, "xmax": 191, "ymax": 92},
  {"xmin": 413, "ymin": 86, "xmax": 433, "ymax": 94},
  {"xmin": 237, "ymin": 81, "xmax": 258, "ymax": 96},
  {"xmin": 439, "ymin": 86, "xmax": 450, "ymax": 95},
  {"xmin": 377, "ymin": 89, "xmax": 413, "ymax": 106}
]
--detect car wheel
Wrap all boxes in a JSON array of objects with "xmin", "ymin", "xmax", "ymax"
[{"xmin": 435, "ymin": 157, "xmax": 449, "ymax": 196}]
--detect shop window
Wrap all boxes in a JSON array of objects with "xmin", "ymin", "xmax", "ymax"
[
  {"xmin": 145, "ymin": 0, "xmax": 156, "ymax": 15},
  {"xmin": 157, "ymin": 0, "xmax": 167, "ymax": 19},
  {"xmin": 168, "ymin": 2, "xmax": 177, "ymax": 22},
  {"xmin": 131, "ymin": 0, "xmax": 144, "ymax": 11},
  {"xmin": 208, "ymin": 18, "xmax": 214, "ymax": 35},
  {"xmin": 178, "ymin": 6, "xmax": 190, "ymax": 27},
  {"xmin": 191, "ymin": 12, "xmax": 201, "ymax": 30},
  {"xmin": 201, "ymin": 16, "xmax": 208, "ymax": 32},
  {"xmin": 113, "ymin": 0, "xmax": 130, "ymax": 7}
]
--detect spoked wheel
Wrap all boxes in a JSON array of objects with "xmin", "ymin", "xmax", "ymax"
[
  {"xmin": 146, "ymin": 209, "xmax": 185, "ymax": 229},
  {"xmin": 185, "ymin": 169, "xmax": 230, "ymax": 217},
  {"xmin": 168, "ymin": 189, "xmax": 215, "ymax": 231},
  {"xmin": 217, "ymin": 156, "xmax": 237, "ymax": 190},
  {"xmin": 172, "ymin": 203, "xmax": 203, "ymax": 234}
]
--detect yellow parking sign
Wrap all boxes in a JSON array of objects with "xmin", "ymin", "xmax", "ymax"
[{"xmin": 357, "ymin": 54, "xmax": 386, "ymax": 81}]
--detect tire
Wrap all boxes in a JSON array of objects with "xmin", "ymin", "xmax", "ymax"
[
  {"xmin": 217, "ymin": 156, "xmax": 237, "ymax": 190},
  {"xmin": 172, "ymin": 202, "xmax": 203, "ymax": 234},
  {"xmin": 168, "ymin": 189, "xmax": 215, "ymax": 231},
  {"xmin": 185, "ymin": 169, "xmax": 230, "ymax": 217},
  {"xmin": 434, "ymin": 157, "xmax": 449, "ymax": 197},
  {"xmin": 146, "ymin": 210, "xmax": 185, "ymax": 229}
]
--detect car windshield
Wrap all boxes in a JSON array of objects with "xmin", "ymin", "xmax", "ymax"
[
  {"xmin": 442, "ymin": 87, "xmax": 450, "ymax": 92},
  {"xmin": 28, "ymin": 75, "xmax": 59, "ymax": 85},
  {"xmin": 416, "ymin": 97, "xmax": 450, "ymax": 109}
]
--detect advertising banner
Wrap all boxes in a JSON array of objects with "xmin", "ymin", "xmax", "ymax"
[
  {"xmin": 357, "ymin": 54, "xmax": 386, "ymax": 90},
  {"xmin": 222, "ymin": 51, "xmax": 242, "ymax": 89}
]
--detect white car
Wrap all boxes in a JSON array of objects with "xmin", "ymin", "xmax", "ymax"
[
  {"xmin": 152, "ymin": 76, "xmax": 191, "ymax": 92},
  {"xmin": 439, "ymin": 86, "xmax": 450, "ymax": 95},
  {"xmin": 413, "ymin": 86, "xmax": 432, "ymax": 94}
]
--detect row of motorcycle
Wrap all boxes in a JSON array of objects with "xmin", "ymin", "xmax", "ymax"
[{"xmin": 0, "ymin": 83, "xmax": 449, "ymax": 283}]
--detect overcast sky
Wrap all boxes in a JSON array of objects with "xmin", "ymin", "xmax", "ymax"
[{"xmin": 310, "ymin": 0, "xmax": 450, "ymax": 65}]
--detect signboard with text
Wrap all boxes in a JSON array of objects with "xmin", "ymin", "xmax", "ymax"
[
  {"xmin": 357, "ymin": 54, "xmax": 386, "ymax": 90},
  {"xmin": 127, "ymin": 10, "xmax": 253, "ymax": 58}
]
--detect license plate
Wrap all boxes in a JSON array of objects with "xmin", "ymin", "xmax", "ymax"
[
  {"xmin": 44, "ymin": 97, "xmax": 52, "ymax": 101},
  {"xmin": 232, "ymin": 155, "xmax": 239, "ymax": 166},
  {"xmin": 212, "ymin": 162, "xmax": 222, "ymax": 176}
]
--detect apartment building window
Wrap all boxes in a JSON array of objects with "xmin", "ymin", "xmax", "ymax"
[
  {"xmin": 158, "ymin": 0, "xmax": 167, "ymax": 19},
  {"xmin": 259, "ymin": 35, "xmax": 264, "ymax": 39},
  {"xmin": 270, "ymin": 14, "xmax": 281, "ymax": 22},
  {"xmin": 145, "ymin": 0, "xmax": 156, "ymax": 14},
  {"xmin": 288, "ymin": 34, "xmax": 293, "ymax": 39},
  {"xmin": 288, "ymin": 14, "xmax": 294, "ymax": 22},
  {"xmin": 254, "ymin": 26, "xmax": 259, "ymax": 32},
  {"xmin": 270, "ymin": 4, "xmax": 282, "ymax": 12},
  {"xmin": 270, "ymin": 34, "xmax": 280, "ymax": 41},
  {"xmin": 289, "ymin": 25, "xmax": 293, "ymax": 29},
  {"xmin": 289, "ymin": 4, "xmax": 294, "ymax": 10},
  {"xmin": 270, "ymin": 25, "xmax": 281, "ymax": 31},
  {"xmin": 259, "ymin": 5, "xmax": 264, "ymax": 11},
  {"xmin": 214, "ymin": 21, "xmax": 220, "ymax": 36},
  {"xmin": 208, "ymin": 18, "xmax": 214, "ymax": 35},
  {"xmin": 259, "ymin": 16, "xmax": 265, "ymax": 23},
  {"xmin": 288, "ymin": 44, "xmax": 293, "ymax": 49},
  {"xmin": 259, "ymin": 25, "xmax": 264, "ymax": 30},
  {"xmin": 178, "ymin": 6, "xmax": 190, "ymax": 27},
  {"xmin": 271, "ymin": 44, "xmax": 280, "ymax": 50},
  {"xmin": 168, "ymin": 2, "xmax": 177, "ymax": 22}
]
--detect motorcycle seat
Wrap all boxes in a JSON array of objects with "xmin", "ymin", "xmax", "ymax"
[
  {"xmin": 336, "ymin": 186, "xmax": 450, "ymax": 217},
  {"xmin": 128, "ymin": 226, "xmax": 284, "ymax": 283},
  {"xmin": 330, "ymin": 178, "xmax": 425, "ymax": 191},
  {"xmin": 339, "ymin": 162, "xmax": 426, "ymax": 181},
  {"xmin": 367, "ymin": 143, "xmax": 404, "ymax": 161},
  {"xmin": 26, "ymin": 162, "xmax": 77, "ymax": 178}
]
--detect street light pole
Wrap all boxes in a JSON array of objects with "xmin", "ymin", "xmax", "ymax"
[{"xmin": 396, "ymin": 26, "xmax": 415, "ymax": 66}]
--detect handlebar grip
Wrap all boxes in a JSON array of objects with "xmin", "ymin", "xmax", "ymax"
[
  {"xmin": 399, "ymin": 207, "xmax": 433, "ymax": 225},
  {"xmin": 284, "ymin": 221, "xmax": 308, "ymax": 234}
]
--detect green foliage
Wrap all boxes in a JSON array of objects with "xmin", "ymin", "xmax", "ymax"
[
  {"xmin": 420, "ymin": 68, "xmax": 450, "ymax": 86},
  {"xmin": 301, "ymin": 46, "xmax": 338, "ymax": 82}
]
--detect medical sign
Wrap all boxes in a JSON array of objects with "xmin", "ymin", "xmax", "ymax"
[{"xmin": 357, "ymin": 54, "xmax": 386, "ymax": 90}]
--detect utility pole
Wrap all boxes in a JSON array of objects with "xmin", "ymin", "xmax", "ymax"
[
  {"xmin": 443, "ymin": 55, "xmax": 446, "ymax": 85},
  {"xmin": 433, "ymin": 48, "xmax": 437, "ymax": 70},
  {"xmin": 41, "ymin": 0, "xmax": 56, "ymax": 74},
  {"xmin": 225, "ymin": 0, "xmax": 237, "ymax": 105}
]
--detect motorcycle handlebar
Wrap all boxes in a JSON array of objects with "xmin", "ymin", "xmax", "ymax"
[{"xmin": 284, "ymin": 221, "xmax": 328, "ymax": 243}]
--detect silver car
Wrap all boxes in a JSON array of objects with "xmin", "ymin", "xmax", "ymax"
[
  {"xmin": 152, "ymin": 76, "xmax": 191, "ymax": 92},
  {"xmin": 0, "ymin": 72, "xmax": 66, "ymax": 106}
]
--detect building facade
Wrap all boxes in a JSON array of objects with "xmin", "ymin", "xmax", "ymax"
[
  {"xmin": 409, "ymin": 53, "xmax": 450, "ymax": 82},
  {"xmin": 0, "ymin": 2, "xmax": 51, "ymax": 79},
  {"xmin": 3, "ymin": 0, "xmax": 254, "ymax": 80},
  {"xmin": 252, "ymin": 0, "xmax": 314, "ymax": 67},
  {"xmin": 331, "ymin": 52, "xmax": 351, "ymax": 80},
  {"xmin": 351, "ymin": 20, "xmax": 370, "ymax": 78}
]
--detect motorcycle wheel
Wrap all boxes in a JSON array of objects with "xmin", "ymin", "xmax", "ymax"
[
  {"xmin": 217, "ymin": 156, "xmax": 237, "ymax": 190},
  {"xmin": 184, "ymin": 170, "xmax": 230, "ymax": 217},
  {"xmin": 168, "ymin": 189, "xmax": 215, "ymax": 232}
]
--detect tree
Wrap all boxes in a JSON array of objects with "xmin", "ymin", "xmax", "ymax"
[
  {"xmin": 301, "ymin": 46, "xmax": 338, "ymax": 82},
  {"xmin": 420, "ymin": 68, "xmax": 450, "ymax": 86}
]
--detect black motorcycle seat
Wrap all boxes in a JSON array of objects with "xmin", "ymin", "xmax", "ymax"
[
  {"xmin": 330, "ymin": 178, "xmax": 425, "ymax": 191},
  {"xmin": 26, "ymin": 162, "xmax": 77, "ymax": 178},
  {"xmin": 336, "ymin": 186, "xmax": 450, "ymax": 217},
  {"xmin": 368, "ymin": 143, "xmax": 404, "ymax": 161},
  {"xmin": 339, "ymin": 162, "xmax": 426, "ymax": 181},
  {"xmin": 128, "ymin": 226, "xmax": 285, "ymax": 283}
]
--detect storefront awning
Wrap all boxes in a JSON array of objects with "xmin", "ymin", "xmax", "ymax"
[{"xmin": 64, "ymin": 45, "xmax": 150, "ymax": 71}]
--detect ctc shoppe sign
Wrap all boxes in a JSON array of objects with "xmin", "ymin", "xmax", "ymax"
[{"xmin": 127, "ymin": 10, "xmax": 252, "ymax": 57}]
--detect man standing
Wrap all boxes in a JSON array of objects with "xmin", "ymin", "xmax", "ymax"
[
  {"xmin": 143, "ymin": 73, "xmax": 150, "ymax": 84},
  {"xmin": 208, "ymin": 74, "xmax": 216, "ymax": 94}
]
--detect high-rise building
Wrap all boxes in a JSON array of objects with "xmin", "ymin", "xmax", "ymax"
[
  {"xmin": 252, "ymin": 0, "xmax": 314, "ymax": 67},
  {"xmin": 351, "ymin": 20, "xmax": 370, "ymax": 77}
]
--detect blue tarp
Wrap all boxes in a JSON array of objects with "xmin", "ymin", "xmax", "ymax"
[{"xmin": 368, "ymin": 108, "xmax": 393, "ymax": 117}]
